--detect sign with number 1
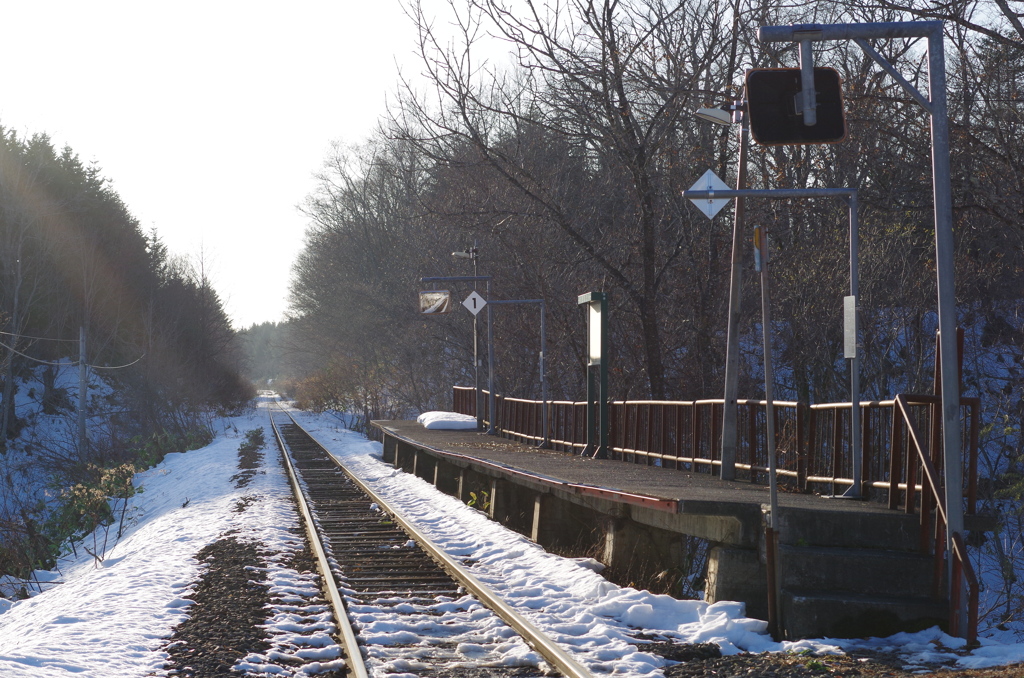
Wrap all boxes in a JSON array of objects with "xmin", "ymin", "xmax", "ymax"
[{"xmin": 463, "ymin": 291, "xmax": 486, "ymax": 315}]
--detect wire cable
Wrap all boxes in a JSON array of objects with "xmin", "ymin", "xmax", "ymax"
[
  {"xmin": 0, "ymin": 340, "xmax": 77, "ymax": 366},
  {"xmin": 89, "ymin": 356, "xmax": 145, "ymax": 370},
  {"xmin": 0, "ymin": 329, "xmax": 79, "ymax": 344},
  {"xmin": 0, "ymin": 340, "xmax": 144, "ymax": 370}
]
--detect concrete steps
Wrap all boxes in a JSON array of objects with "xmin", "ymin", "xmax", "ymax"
[
  {"xmin": 781, "ymin": 589, "xmax": 948, "ymax": 639},
  {"xmin": 774, "ymin": 508, "xmax": 949, "ymax": 639},
  {"xmin": 778, "ymin": 544, "xmax": 938, "ymax": 598}
]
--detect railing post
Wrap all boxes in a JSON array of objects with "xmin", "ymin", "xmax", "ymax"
[
  {"xmin": 797, "ymin": 402, "xmax": 807, "ymax": 490},
  {"xmin": 607, "ymin": 402, "xmax": 617, "ymax": 458},
  {"xmin": 748, "ymin": 404, "xmax": 758, "ymax": 482},
  {"xmin": 692, "ymin": 405, "xmax": 702, "ymax": 468},
  {"xmin": 577, "ymin": 401, "xmax": 586, "ymax": 452},
  {"xmin": 772, "ymin": 404, "xmax": 780, "ymax": 476},
  {"xmin": 644, "ymin": 404, "xmax": 652, "ymax": 465},
  {"xmin": 932, "ymin": 522, "xmax": 946, "ymax": 595},
  {"xmin": 620, "ymin": 402, "xmax": 629, "ymax": 461},
  {"xmin": 529, "ymin": 399, "xmax": 535, "ymax": 442},
  {"xmin": 496, "ymin": 393, "xmax": 504, "ymax": 436},
  {"xmin": 968, "ymin": 400, "xmax": 979, "ymax": 514},
  {"xmin": 861, "ymin": 403, "xmax": 872, "ymax": 497},
  {"xmin": 906, "ymin": 422, "xmax": 919, "ymax": 516},
  {"xmin": 632, "ymin": 403, "xmax": 641, "ymax": 463},
  {"xmin": 517, "ymin": 399, "xmax": 522, "ymax": 441},
  {"xmin": 712, "ymin": 402, "xmax": 722, "ymax": 468},
  {"xmin": 674, "ymin": 404, "xmax": 685, "ymax": 469},
  {"xmin": 805, "ymin": 406, "xmax": 817, "ymax": 491},
  {"xmin": 561, "ymin": 403, "xmax": 567, "ymax": 450},
  {"xmin": 888, "ymin": 403, "xmax": 901, "ymax": 510},
  {"xmin": 658, "ymin": 403, "xmax": 667, "ymax": 464},
  {"xmin": 831, "ymin": 409, "xmax": 843, "ymax": 494},
  {"xmin": 517, "ymin": 400, "xmax": 524, "ymax": 442},
  {"xmin": 566, "ymin": 402, "xmax": 574, "ymax": 452}
]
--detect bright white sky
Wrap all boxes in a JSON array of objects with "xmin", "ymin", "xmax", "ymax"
[{"xmin": 1, "ymin": 0, "xmax": 451, "ymax": 329}]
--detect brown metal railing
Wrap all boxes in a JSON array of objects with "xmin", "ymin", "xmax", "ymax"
[
  {"xmin": 602, "ymin": 399, "xmax": 808, "ymax": 485},
  {"xmin": 804, "ymin": 396, "xmax": 979, "ymax": 513},
  {"xmin": 454, "ymin": 389, "xmax": 803, "ymax": 485},
  {"xmin": 453, "ymin": 384, "xmax": 981, "ymax": 639},
  {"xmin": 453, "ymin": 386, "xmax": 979, "ymax": 503},
  {"xmin": 548, "ymin": 400, "xmax": 588, "ymax": 452}
]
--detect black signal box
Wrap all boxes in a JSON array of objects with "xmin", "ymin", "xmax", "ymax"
[{"xmin": 746, "ymin": 67, "xmax": 847, "ymax": 145}]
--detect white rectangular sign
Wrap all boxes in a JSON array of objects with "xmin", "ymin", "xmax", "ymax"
[{"xmin": 844, "ymin": 295, "xmax": 857, "ymax": 359}]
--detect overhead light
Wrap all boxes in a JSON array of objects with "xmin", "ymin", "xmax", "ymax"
[{"xmin": 696, "ymin": 106, "xmax": 733, "ymax": 126}]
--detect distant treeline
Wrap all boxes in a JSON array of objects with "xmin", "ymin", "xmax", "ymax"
[
  {"xmin": 0, "ymin": 128, "xmax": 251, "ymax": 444},
  {"xmin": 0, "ymin": 128, "xmax": 254, "ymax": 580}
]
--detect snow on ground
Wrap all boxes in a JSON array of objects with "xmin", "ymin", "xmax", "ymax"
[
  {"xmin": 1, "ymin": 362, "xmax": 116, "ymax": 524},
  {"xmin": 291, "ymin": 407, "xmax": 1024, "ymax": 675},
  {"xmin": 0, "ymin": 399, "xmax": 1021, "ymax": 677},
  {"xmin": 0, "ymin": 405, "xmax": 318, "ymax": 677}
]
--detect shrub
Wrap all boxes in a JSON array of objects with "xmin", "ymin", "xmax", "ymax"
[{"xmin": 239, "ymin": 428, "xmax": 265, "ymax": 455}]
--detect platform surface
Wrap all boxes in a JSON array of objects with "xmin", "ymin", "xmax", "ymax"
[{"xmin": 372, "ymin": 420, "xmax": 903, "ymax": 519}]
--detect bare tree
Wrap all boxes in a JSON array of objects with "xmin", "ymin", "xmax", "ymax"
[{"xmin": 391, "ymin": 0, "xmax": 754, "ymax": 398}]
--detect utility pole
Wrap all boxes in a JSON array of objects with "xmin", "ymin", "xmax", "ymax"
[
  {"xmin": 452, "ymin": 243, "xmax": 483, "ymax": 430},
  {"xmin": 78, "ymin": 326, "xmax": 88, "ymax": 455},
  {"xmin": 721, "ymin": 102, "xmax": 748, "ymax": 481}
]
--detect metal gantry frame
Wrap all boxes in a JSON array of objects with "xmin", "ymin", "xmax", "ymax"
[
  {"xmin": 421, "ymin": 276, "xmax": 549, "ymax": 443},
  {"xmin": 758, "ymin": 19, "xmax": 964, "ymax": 634},
  {"xmin": 685, "ymin": 185, "xmax": 862, "ymax": 638},
  {"xmin": 682, "ymin": 186, "xmax": 864, "ymax": 497}
]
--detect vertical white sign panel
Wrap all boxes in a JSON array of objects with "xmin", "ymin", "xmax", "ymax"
[
  {"xmin": 588, "ymin": 303, "xmax": 602, "ymax": 365},
  {"xmin": 844, "ymin": 295, "xmax": 857, "ymax": 359}
]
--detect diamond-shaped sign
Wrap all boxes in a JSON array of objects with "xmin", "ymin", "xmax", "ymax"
[
  {"xmin": 687, "ymin": 170, "xmax": 731, "ymax": 219},
  {"xmin": 462, "ymin": 291, "xmax": 486, "ymax": 316}
]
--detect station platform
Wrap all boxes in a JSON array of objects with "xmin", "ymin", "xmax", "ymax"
[
  {"xmin": 372, "ymin": 420, "xmax": 913, "ymax": 512},
  {"xmin": 371, "ymin": 420, "xmax": 995, "ymax": 639},
  {"xmin": 371, "ymin": 420, "xmax": 958, "ymax": 546}
]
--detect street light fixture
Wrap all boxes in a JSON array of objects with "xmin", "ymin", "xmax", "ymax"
[{"xmin": 695, "ymin": 105, "xmax": 734, "ymax": 126}]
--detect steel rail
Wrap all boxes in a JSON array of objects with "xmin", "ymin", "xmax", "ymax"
[
  {"xmin": 278, "ymin": 409, "xmax": 596, "ymax": 678},
  {"xmin": 269, "ymin": 410, "xmax": 369, "ymax": 678}
]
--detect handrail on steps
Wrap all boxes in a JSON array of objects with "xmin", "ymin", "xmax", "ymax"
[{"xmin": 894, "ymin": 393, "xmax": 978, "ymax": 644}]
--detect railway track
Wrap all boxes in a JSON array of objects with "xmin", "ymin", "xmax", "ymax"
[{"xmin": 269, "ymin": 408, "xmax": 594, "ymax": 678}]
